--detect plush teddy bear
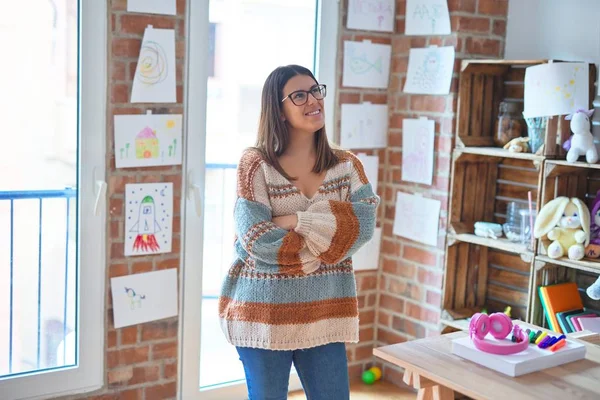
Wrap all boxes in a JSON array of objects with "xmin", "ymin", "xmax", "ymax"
[
  {"xmin": 565, "ymin": 109, "xmax": 597, "ymax": 164},
  {"xmin": 503, "ymin": 137, "xmax": 530, "ymax": 153},
  {"xmin": 533, "ymin": 197, "xmax": 590, "ymax": 260}
]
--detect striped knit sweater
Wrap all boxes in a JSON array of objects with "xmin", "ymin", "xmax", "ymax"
[{"xmin": 218, "ymin": 149, "xmax": 380, "ymax": 350}]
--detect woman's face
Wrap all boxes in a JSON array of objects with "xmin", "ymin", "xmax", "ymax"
[{"xmin": 281, "ymin": 74, "xmax": 325, "ymax": 135}]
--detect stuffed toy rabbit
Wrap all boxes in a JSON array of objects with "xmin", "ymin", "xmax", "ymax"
[
  {"xmin": 585, "ymin": 190, "xmax": 600, "ymax": 258},
  {"xmin": 533, "ymin": 197, "xmax": 590, "ymax": 260},
  {"xmin": 565, "ymin": 109, "xmax": 597, "ymax": 164}
]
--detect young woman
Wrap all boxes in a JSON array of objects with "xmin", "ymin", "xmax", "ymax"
[{"xmin": 218, "ymin": 64, "xmax": 380, "ymax": 399}]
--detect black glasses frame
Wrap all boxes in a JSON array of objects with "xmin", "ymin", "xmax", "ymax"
[{"xmin": 281, "ymin": 84, "xmax": 327, "ymax": 106}]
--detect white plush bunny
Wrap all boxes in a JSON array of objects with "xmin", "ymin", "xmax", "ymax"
[
  {"xmin": 533, "ymin": 197, "xmax": 590, "ymax": 260},
  {"xmin": 566, "ymin": 109, "xmax": 597, "ymax": 164}
]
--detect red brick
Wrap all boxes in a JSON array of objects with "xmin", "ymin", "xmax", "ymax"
[
  {"xmin": 164, "ymin": 361, "xmax": 177, "ymax": 380},
  {"xmin": 110, "ymin": 242, "xmax": 125, "ymax": 260},
  {"xmin": 176, "ymin": 39, "xmax": 186, "ymax": 59},
  {"xmin": 358, "ymin": 274, "xmax": 378, "ymax": 291},
  {"xmin": 389, "ymin": 149, "xmax": 401, "ymax": 165},
  {"xmin": 176, "ymin": 0, "xmax": 186, "ymax": 15},
  {"xmin": 119, "ymin": 15, "xmax": 176, "ymax": 35},
  {"xmin": 152, "ymin": 340, "xmax": 178, "ymax": 360},
  {"xmin": 388, "ymin": 279, "xmax": 422, "ymax": 301},
  {"xmin": 397, "ymin": 261, "xmax": 416, "ymax": 279},
  {"xmin": 109, "ymin": 263, "xmax": 128, "ymax": 278},
  {"xmin": 107, "ymin": 330, "xmax": 117, "ymax": 348},
  {"xmin": 353, "ymin": 35, "xmax": 392, "ymax": 45},
  {"xmin": 109, "ymin": 197, "xmax": 123, "ymax": 216},
  {"xmin": 157, "ymin": 257, "xmax": 179, "ymax": 271},
  {"xmin": 405, "ymin": 302, "xmax": 440, "ymax": 324},
  {"xmin": 359, "ymin": 328, "xmax": 374, "ymax": 343},
  {"xmin": 418, "ymin": 268, "xmax": 443, "ymax": 287},
  {"xmin": 111, "ymin": 84, "xmax": 129, "ymax": 104},
  {"xmin": 112, "ymin": 38, "xmax": 141, "ymax": 58},
  {"xmin": 108, "ymin": 366, "xmax": 133, "ymax": 385},
  {"xmin": 112, "ymin": 61, "xmax": 126, "ymax": 81},
  {"xmin": 378, "ymin": 328, "xmax": 406, "ymax": 345},
  {"xmin": 435, "ymin": 136, "xmax": 453, "ymax": 153},
  {"xmin": 443, "ymin": 35, "xmax": 462, "ymax": 53},
  {"xmin": 108, "ymin": 175, "xmax": 136, "ymax": 194},
  {"xmin": 362, "ymin": 93, "xmax": 388, "ymax": 104},
  {"xmin": 428, "ymin": 37, "xmax": 443, "ymax": 46},
  {"xmin": 121, "ymin": 389, "xmax": 143, "ymax": 400},
  {"xmin": 339, "ymin": 92, "xmax": 360, "ymax": 104},
  {"xmin": 451, "ymin": 16, "xmax": 491, "ymax": 33},
  {"xmin": 107, "ymin": 346, "xmax": 150, "ymax": 368},
  {"xmin": 379, "ymin": 294, "xmax": 404, "ymax": 313},
  {"xmin": 392, "ymin": 316, "xmax": 426, "ymax": 338},
  {"xmin": 493, "ymin": 19, "xmax": 507, "ymax": 36},
  {"xmin": 110, "ymin": 220, "xmax": 121, "ymax": 239},
  {"xmin": 426, "ymin": 290, "xmax": 442, "ymax": 307},
  {"xmin": 130, "ymin": 365, "xmax": 160, "ymax": 385},
  {"xmin": 388, "ymin": 132, "xmax": 401, "ymax": 147},
  {"xmin": 392, "ymin": 37, "xmax": 411, "ymax": 55},
  {"xmin": 392, "ymin": 56, "xmax": 409, "ymax": 73},
  {"xmin": 447, "ymin": 0, "xmax": 476, "ymax": 13},
  {"xmin": 410, "ymin": 96, "xmax": 447, "ymax": 113},
  {"xmin": 396, "ymin": 0, "xmax": 407, "ymax": 15},
  {"xmin": 465, "ymin": 37, "xmax": 502, "ymax": 57},
  {"xmin": 378, "ymin": 310, "xmax": 391, "ymax": 327},
  {"xmin": 410, "ymin": 37, "xmax": 427, "ymax": 48},
  {"xmin": 382, "ymin": 258, "xmax": 398, "ymax": 275},
  {"xmin": 381, "ymin": 239, "xmax": 400, "ymax": 256},
  {"xmin": 357, "ymin": 295, "xmax": 366, "ymax": 309},
  {"xmin": 112, "ymin": 107, "xmax": 144, "ymax": 115},
  {"xmin": 478, "ymin": 0, "xmax": 508, "ymax": 16},
  {"xmin": 395, "ymin": 18, "xmax": 405, "ymax": 34},
  {"xmin": 403, "ymin": 245, "xmax": 437, "ymax": 266},
  {"xmin": 112, "ymin": 0, "xmax": 127, "ymax": 10},
  {"xmin": 121, "ymin": 326, "xmax": 139, "ymax": 345},
  {"xmin": 141, "ymin": 320, "xmax": 178, "ymax": 341},
  {"xmin": 359, "ymin": 309, "xmax": 375, "ymax": 325},
  {"xmin": 132, "ymin": 261, "xmax": 154, "ymax": 274},
  {"xmin": 367, "ymin": 293, "xmax": 377, "ymax": 307},
  {"xmin": 389, "ymin": 114, "xmax": 402, "ymax": 130},
  {"xmin": 355, "ymin": 344, "xmax": 374, "ymax": 361}
]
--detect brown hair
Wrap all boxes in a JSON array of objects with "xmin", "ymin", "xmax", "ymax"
[{"xmin": 253, "ymin": 64, "xmax": 338, "ymax": 181}]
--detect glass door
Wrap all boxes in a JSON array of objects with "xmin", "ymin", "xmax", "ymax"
[{"xmin": 181, "ymin": 0, "xmax": 339, "ymax": 398}]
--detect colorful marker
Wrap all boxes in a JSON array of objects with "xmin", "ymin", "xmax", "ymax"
[
  {"xmin": 549, "ymin": 338, "xmax": 566, "ymax": 352},
  {"xmin": 535, "ymin": 331, "xmax": 548, "ymax": 345},
  {"xmin": 537, "ymin": 335, "xmax": 552, "ymax": 348}
]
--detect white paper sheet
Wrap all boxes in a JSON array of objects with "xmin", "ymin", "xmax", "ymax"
[
  {"xmin": 405, "ymin": 0, "xmax": 451, "ymax": 35},
  {"xmin": 114, "ymin": 113, "xmax": 182, "ymax": 168},
  {"xmin": 340, "ymin": 103, "xmax": 388, "ymax": 149},
  {"xmin": 524, "ymin": 62, "xmax": 589, "ymax": 118},
  {"xmin": 393, "ymin": 192, "xmax": 441, "ymax": 246},
  {"xmin": 402, "ymin": 117, "xmax": 434, "ymax": 185},
  {"xmin": 347, "ymin": 0, "xmax": 395, "ymax": 32},
  {"xmin": 111, "ymin": 268, "xmax": 178, "ymax": 329},
  {"xmin": 343, "ymin": 40, "xmax": 392, "ymax": 89},
  {"xmin": 127, "ymin": 0, "xmax": 176, "ymax": 15},
  {"xmin": 404, "ymin": 46, "xmax": 454, "ymax": 95},
  {"xmin": 131, "ymin": 27, "xmax": 176, "ymax": 103},
  {"xmin": 357, "ymin": 153, "xmax": 379, "ymax": 194},
  {"xmin": 352, "ymin": 227, "xmax": 382, "ymax": 271},
  {"xmin": 125, "ymin": 183, "xmax": 173, "ymax": 256},
  {"xmin": 580, "ymin": 317, "xmax": 600, "ymax": 333}
]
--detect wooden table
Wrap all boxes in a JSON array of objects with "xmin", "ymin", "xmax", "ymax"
[{"xmin": 374, "ymin": 328, "xmax": 600, "ymax": 400}]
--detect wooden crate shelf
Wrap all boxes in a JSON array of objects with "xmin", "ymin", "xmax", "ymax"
[
  {"xmin": 456, "ymin": 59, "xmax": 596, "ymax": 159},
  {"xmin": 442, "ymin": 58, "xmax": 600, "ymax": 333}
]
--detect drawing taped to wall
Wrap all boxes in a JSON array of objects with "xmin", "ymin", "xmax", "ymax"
[
  {"xmin": 343, "ymin": 40, "xmax": 391, "ymax": 89},
  {"xmin": 347, "ymin": 0, "xmax": 395, "ymax": 32},
  {"xmin": 124, "ymin": 183, "xmax": 173, "ymax": 257},
  {"xmin": 402, "ymin": 117, "xmax": 434, "ymax": 185},
  {"xmin": 405, "ymin": 0, "xmax": 451, "ymax": 35},
  {"xmin": 404, "ymin": 46, "xmax": 454, "ymax": 95},
  {"xmin": 114, "ymin": 113, "xmax": 182, "ymax": 168}
]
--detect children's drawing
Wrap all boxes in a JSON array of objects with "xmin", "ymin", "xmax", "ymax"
[
  {"xmin": 125, "ymin": 287, "xmax": 146, "ymax": 310},
  {"xmin": 125, "ymin": 183, "xmax": 173, "ymax": 256},
  {"xmin": 404, "ymin": 46, "xmax": 454, "ymax": 95},
  {"xmin": 131, "ymin": 27, "xmax": 176, "ymax": 103},
  {"xmin": 137, "ymin": 41, "xmax": 168, "ymax": 85},
  {"xmin": 402, "ymin": 118, "xmax": 434, "ymax": 185},
  {"xmin": 524, "ymin": 63, "xmax": 589, "ymax": 118},
  {"xmin": 114, "ymin": 113, "xmax": 182, "ymax": 168},
  {"xmin": 340, "ymin": 103, "xmax": 388, "ymax": 149},
  {"xmin": 347, "ymin": 0, "xmax": 395, "ymax": 32},
  {"xmin": 405, "ymin": 0, "xmax": 450, "ymax": 35},
  {"xmin": 111, "ymin": 268, "xmax": 178, "ymax": 329},
  {"xmin": 343, "ymin": 40, "xmax": 391, "ymax": 89},
  {"xmin": 393, "ymin": 192, "xmax": 441, "ymax": 246}
]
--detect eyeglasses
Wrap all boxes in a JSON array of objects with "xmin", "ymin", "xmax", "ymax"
[{"xmin": 281, "ymin": 84, "xmax": 327, "ymax": 106}]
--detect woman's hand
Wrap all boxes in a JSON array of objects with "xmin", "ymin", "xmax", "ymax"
[{"xmin": 272, "ymin": 214, "xmax": 298, "ymax": 231}]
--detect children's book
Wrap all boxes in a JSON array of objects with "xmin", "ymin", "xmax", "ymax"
[
  {"xmin": 539, "ymin": 283, "xmax": 583, "ymax": 333},
  {"xmin": 556, "ymin": 309, "xmax": 584, "ymax": 333}
]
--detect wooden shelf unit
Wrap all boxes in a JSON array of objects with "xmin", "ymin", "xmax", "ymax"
[{"xmin": 442, "ymin": 59, "xmax": 599, "ymax": 332}]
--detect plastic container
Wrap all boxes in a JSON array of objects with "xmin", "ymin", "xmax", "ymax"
[{"xmin": 519, "ymin": 209, "xmax": 537, "ymax": 250}]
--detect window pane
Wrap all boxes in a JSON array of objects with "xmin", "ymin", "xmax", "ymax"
[
  {"xmin": 200, "ymin": 0, "xmax": 318, "ymax": 389},
  {"xmin": 0, "ymin": 0, "xmax": 78, "ymax": 378}
]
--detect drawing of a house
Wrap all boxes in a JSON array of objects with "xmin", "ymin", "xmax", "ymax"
[{"xmin": 135, "ymin": 126, "xmax": 159, "ymax": 159}]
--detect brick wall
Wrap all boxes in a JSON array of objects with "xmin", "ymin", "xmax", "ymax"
[
  {"xmin": 80, "ymin": 1, "xmax": 186, "ymax": 399},
  {"xmin": 336, "ymin": 0, "xmax": 509, "ymax": 384}
]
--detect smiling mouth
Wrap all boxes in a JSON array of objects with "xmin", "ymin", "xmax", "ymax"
[{"xmin": 305, "ymin": 109, "xmax": 321, "ymax": 116}]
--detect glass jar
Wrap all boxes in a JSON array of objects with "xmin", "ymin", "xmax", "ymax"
[{"xmin": 494, "ymin": 101, "xmax": 524, "ymax": 147}]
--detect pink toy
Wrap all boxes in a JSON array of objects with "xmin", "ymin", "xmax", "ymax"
[{"xmin": 469, "ymin": 312, "xmax": 529, "ymax": 355}]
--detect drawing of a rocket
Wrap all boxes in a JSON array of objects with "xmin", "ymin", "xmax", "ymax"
[{"xmin": 130, "ymin": 195, "xmax": 161, "ymax": 252}]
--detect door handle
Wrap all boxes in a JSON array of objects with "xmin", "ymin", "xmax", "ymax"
[
  {"xmin": 93, "ymin": 167, "xmax": 107, "ymax": 216},
  {"xmin": 187, "ymin": 170, "xmax": 202, "ymax": 217}
]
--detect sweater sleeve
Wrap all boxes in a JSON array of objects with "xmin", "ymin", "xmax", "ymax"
[
  {"xmin": 294, "ymin": 152, "xmax": 380, "ymax": 265},
  {"xmin": 234, "ymin": 150, "xmax": 320, "ymax": 274}
]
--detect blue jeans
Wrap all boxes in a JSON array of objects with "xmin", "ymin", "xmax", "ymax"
[{"xmin": 236, "ymin": 342, "xmax": 350, "ymax": 400}]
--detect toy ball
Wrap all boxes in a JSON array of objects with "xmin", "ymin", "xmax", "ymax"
[
  {"xmin": 370, "ymin": 366, "xmax": 382, "ymax": 380},
  {"xmin": 362, "ymin": 370, "xmax": 376, "ymax": 385}
]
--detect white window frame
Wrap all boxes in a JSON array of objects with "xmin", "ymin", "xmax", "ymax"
[
  {"xmin": 0, "ymin": 0, "xmax": 107, "ymax": 398},
  {"xmin": 179, "ymin": 0, "xmax": 340, "ymax": 398}
]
